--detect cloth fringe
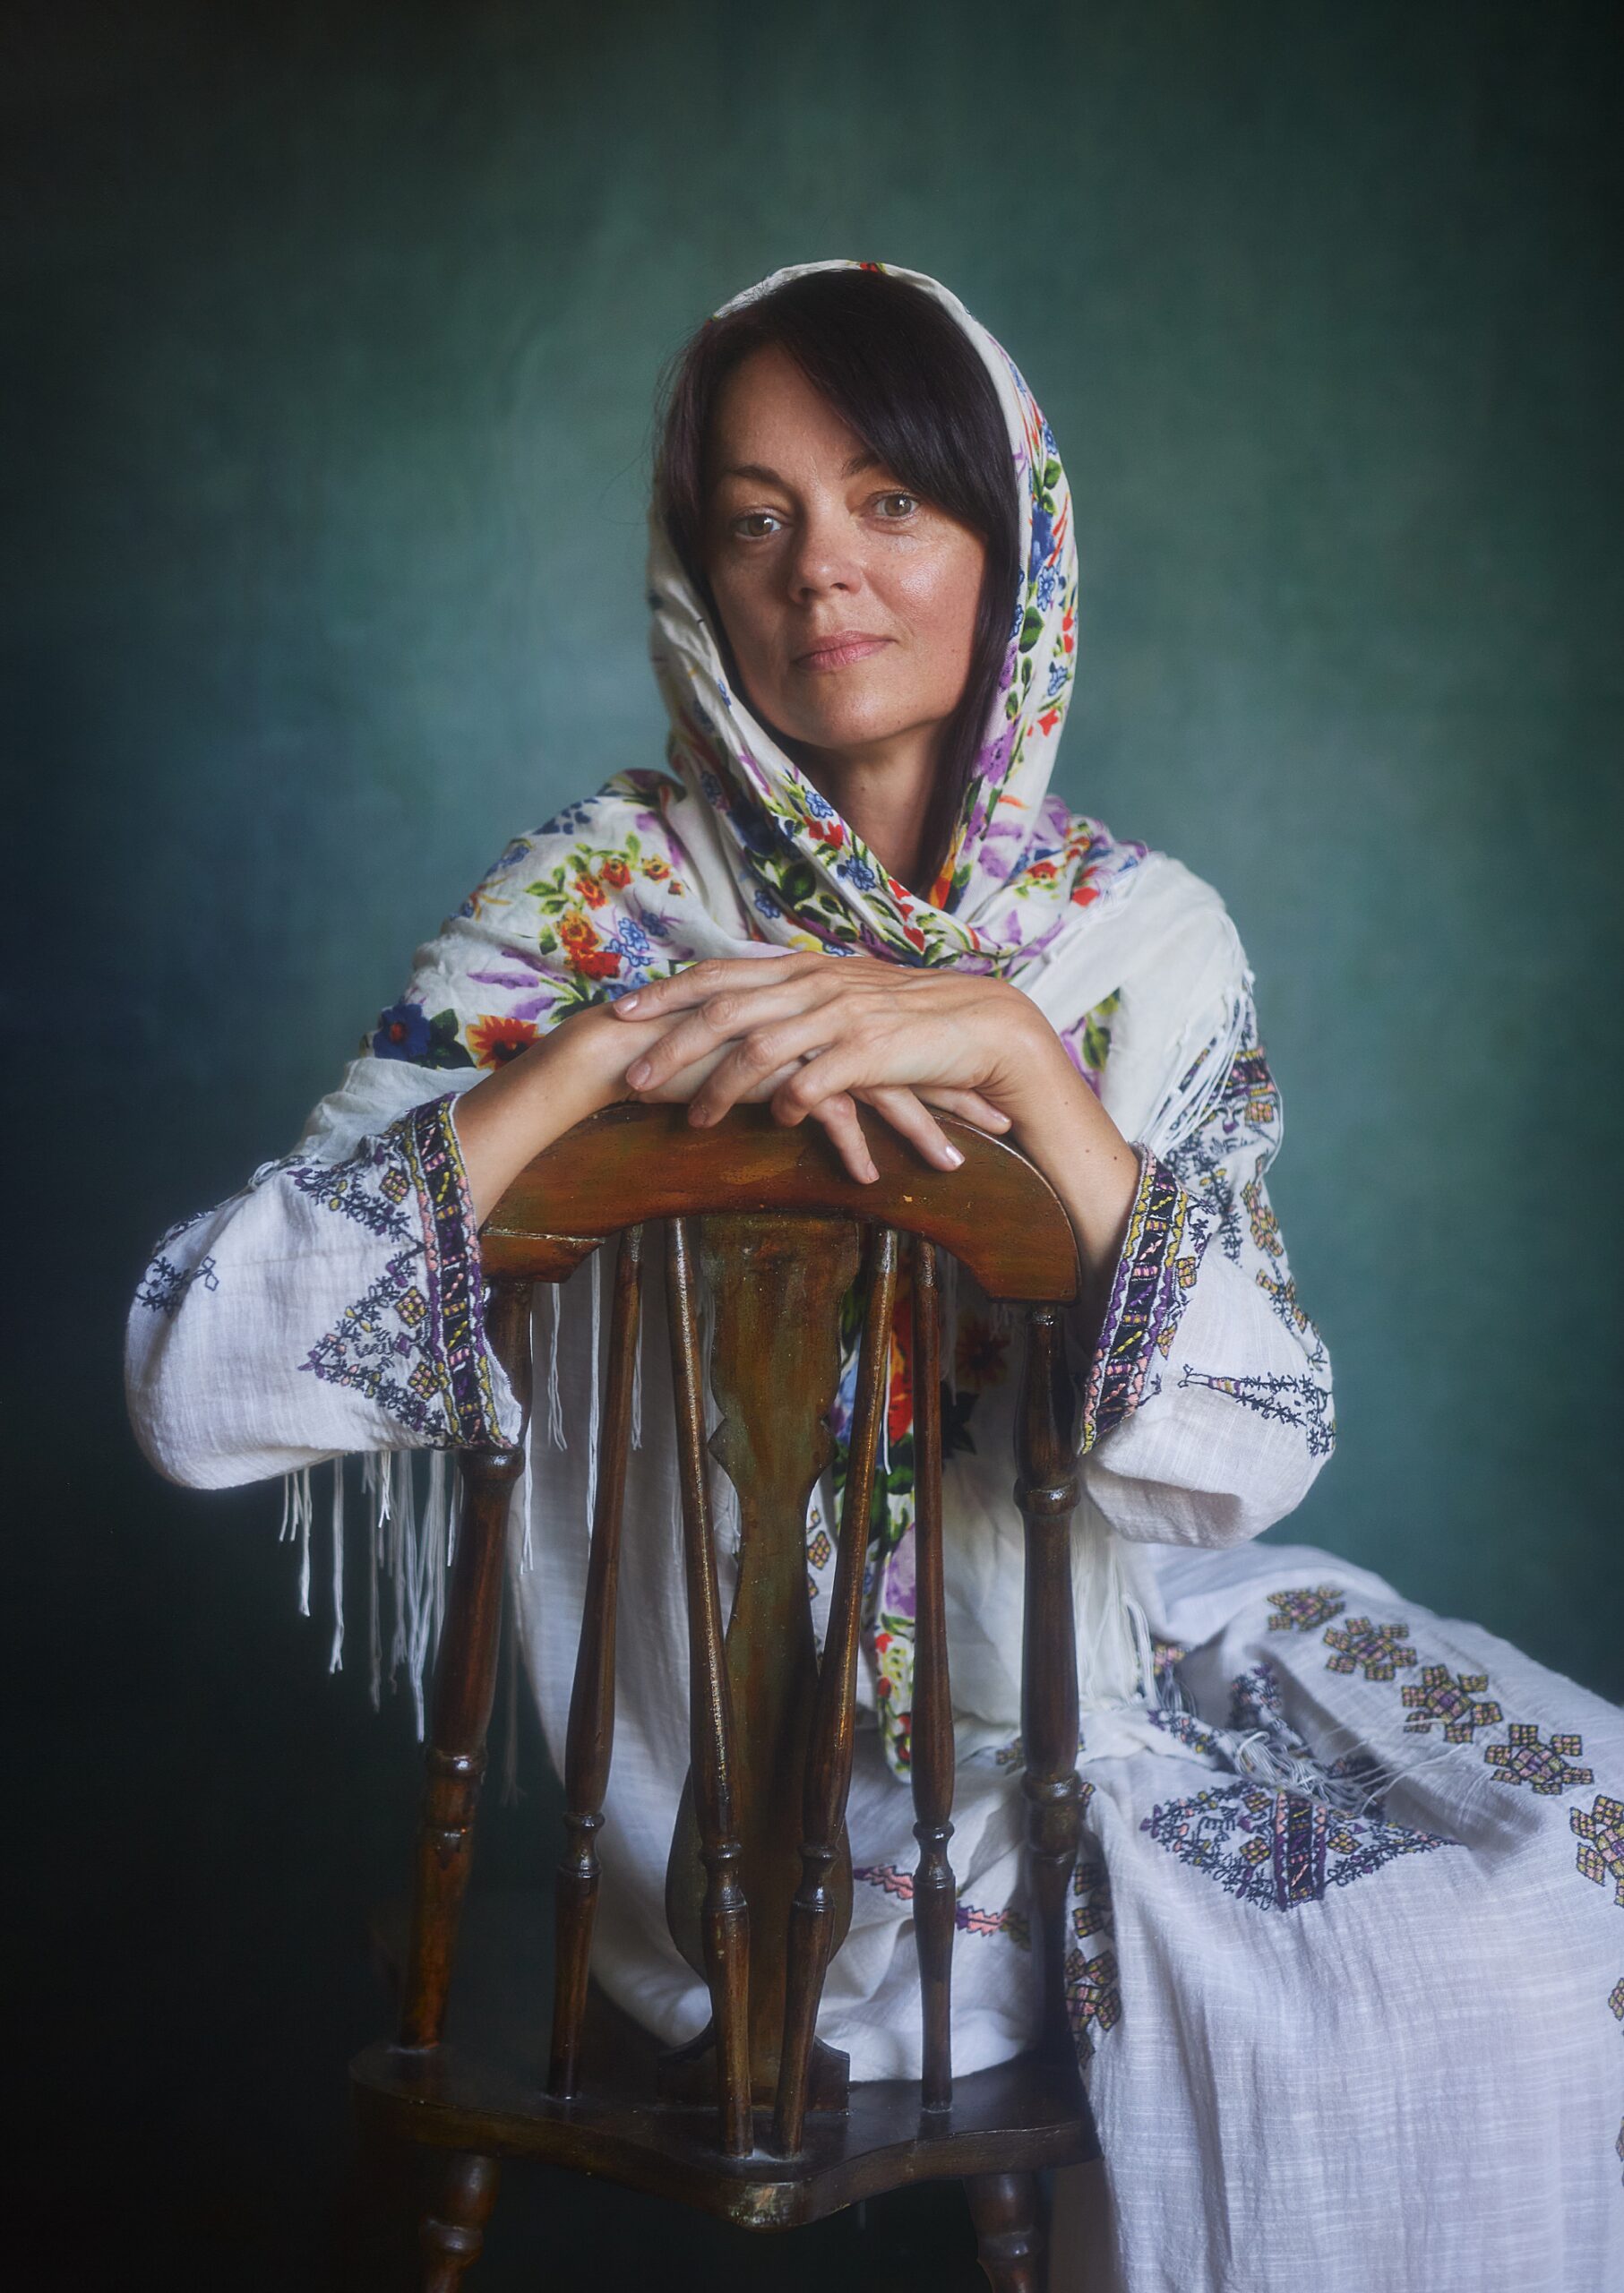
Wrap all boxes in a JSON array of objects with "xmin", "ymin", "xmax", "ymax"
[
  {"xmin": 279, "ymin": 1464, "xmax": 314, "ymax": 1619},
  {"xmin": 284, "ymin": 1448, "xmax": 468, "ymax": 1743},
  {"xmin": 585, "ymin": 1250, "xmax": 602, "ymax": 1544},
  {"xmin": 1141, "ymin": 982, "xmax": 1252, "ymax": 1162},
  {"xmin": 387, "ymin": 1451, "xmax": 412, "ymax": 1687},
  {"xmin": 1145, "ymin": 1627, "xmax": 1435, "ymax": 1816},
  {"xmin": 631, "ymin": 1285, "xmax": 644, "ymax": 1449},
  {"xmin": 365, "ymin": 1454, "xmax": 382, "ymax": 1706},
  {"xmin": 329, "ymin": 1460, "xmax": 345, "ymax": 1672},
  {"xmin": 546, "ymin": 1278, "xmax": 566, "ymax": 1449}
]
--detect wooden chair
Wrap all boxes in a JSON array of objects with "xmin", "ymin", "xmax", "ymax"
[{"xmin": 350, "ymin": 1100, "xmax": 1104, "ymax": 2290}]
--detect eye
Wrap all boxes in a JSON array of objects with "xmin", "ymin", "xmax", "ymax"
[
  {"xmin": 729, "ymin": 510, "xmax": 786, "ymax": 539},
  {"xmin": 874, "ymin": 491, "xmax": 920, "ymax": 520}
]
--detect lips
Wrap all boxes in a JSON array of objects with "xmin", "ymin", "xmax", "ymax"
[{"xmin": 794, "ymin": 631, "xmax": 892, "ymax": 671}]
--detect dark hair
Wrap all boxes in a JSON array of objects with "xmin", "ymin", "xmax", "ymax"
[{"xmin": 654, "ymin": 268, "xmax": 1020, "ymax": 895}]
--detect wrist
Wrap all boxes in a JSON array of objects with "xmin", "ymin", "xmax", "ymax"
[
  {"xmin": 454, "ymin": 1005, "xmax": 627, "ymax": 1224},
  {"xmin": 993, "ymin": 1001, "xmax": 1083, "ymax": 1133},
  {"xmin": 559, "ymin": 1002, "xmax": 646, "ymax": 1112},
  {"xmin": 994, "ymin": 1013, "xmax": 1139, "ymax": 1284}
]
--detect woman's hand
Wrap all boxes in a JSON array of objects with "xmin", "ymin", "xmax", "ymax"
[
  {"xmin": 610, "ymin": 952, "xmax": 1143, "ymax": 1279},
  {"xmin": 616, "ymin": 1003, "xmax": 1015, "ymax": 1186},
  {"xmin": 451, "ymin": 990, "xmax": 1011, "ymax": 1222},
  {"xmin": 612, "ymin": 953, "xmax": 1050, "ymax": 1128}
]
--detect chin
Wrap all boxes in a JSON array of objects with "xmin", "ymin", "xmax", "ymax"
[{"xmin": 781, "ymin": 691, "xmax": 918, "ymax": 754}]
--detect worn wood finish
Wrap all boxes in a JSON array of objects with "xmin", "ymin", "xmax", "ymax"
[
  {"xmin": 664, "ymin": 1213, "xmax": 863, "ymax": 2108},
  {"xmin": 399, "ymin": 1281, "xmax": 532, "ymax": 2053},
  {"xmin": 771, "ymin": 1225, "xmax": 899, "ymax": 2159},
  {"xmin": 358, "ymin": 1892, "xmax": 1099, "ymax": 2230},
  {"xmin": 357, "ymin": 1108, "xmax": 1110, "ymax": 2277},
  {"xmin": 547, "ymin": 1225, "xmax": 644, "ymax": 2100},
  {"xmin": 418, "ymin": 2151, "xmax": 501, "ymax": 2291},
  {"xmin": 908, "ymin": 1238, "xmax": 957, "ymax": 2114},
  {"xmin": 1015, "ymin": 1306, "xmax": 1086, "ymax": 2062},
  {"xmin": 664, "ymin": 1215, "xmax": 752, "ymax": 2156},
  {"xmin": 482, "ymin": 1103, "xmax": 1078, "ymax": 1303},
  {"xmin": 966, "ymin": 2170, "xmax": 1045, "ymax": 2293}
]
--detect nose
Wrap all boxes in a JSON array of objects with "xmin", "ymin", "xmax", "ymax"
[{"xmin": 786, "ymin": 498, "xmax": 863, "ymax": 602}]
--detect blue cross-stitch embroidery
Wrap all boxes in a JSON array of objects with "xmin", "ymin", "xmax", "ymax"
[
  {"xmin": 135, "ymin": 1252, "xmax": 219, "ymax": 1318},
  {"xmin": 1140, "ymin": 1782, "xmax": 1456, "ymax": 1912}
]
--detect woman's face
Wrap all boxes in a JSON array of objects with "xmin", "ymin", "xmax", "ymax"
[{"xmin": 702, "ymin": 344, "xmax": 988, "ymax": 768}]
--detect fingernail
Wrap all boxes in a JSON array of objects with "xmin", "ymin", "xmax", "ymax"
[
  {"xmin": 626, "ymin": 1059, "xmax": 651, "ymax": 1086},
  {"xmin": 616, "ymin": 993, "xmax": 640, "ymax": 1013},
  {"xmin": 863, "ymin": 1163, "xmax": 878, "ymax": 1184},
  {"xmin": 943, "ymin": 1144, "xmax": 965, "ymax": 1167}
]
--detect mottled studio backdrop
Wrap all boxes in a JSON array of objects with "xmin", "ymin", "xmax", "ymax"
[{"xmin": 11, "ymin": 3, "xmax": 1620, "ymax": 2282}]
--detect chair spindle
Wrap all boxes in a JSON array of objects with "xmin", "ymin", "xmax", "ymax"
[
  {"xmin": 1015, "ymin": 1304, "xmax": 1084, "ymax": 2060},
  {"xmin": 771, "ymin": 1224, "xmax": 900, "ymax": 2158},
  {"xmin": 665, "ymin": 1215, "xmax": 753, "ymax": 2157},
  {"xmin": 399, "ymin": 1278, "xmax": 533, "ymax": 2051},
  {"xmin": 548, "ymin": 1225, "xmax": 645, "ymax": 2099},
  {"xmin": 909, "ymin": 1237, "xmax": 957, "ymax": 2112}
]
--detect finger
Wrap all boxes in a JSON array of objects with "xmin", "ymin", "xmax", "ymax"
[
  {"xmin": 634, "ymin": 1043, "xmax": 726, "ymax": 1103},
  {"xmin": 808, "ymin": 1093, "xmax": 879, "ymax": 1185},
  {"xmin": 610, "ymin": 952, "xmax": 813, "ymax": 1019},
  {"xmin": 683, "ymin": 1002, "xmax": 861, "ymax": 1124},
  {"xmin": 725, "ymin": 1059, "xmax": 805, "ymax": 1105},
  {"xmin": 674, "ymin": 1054, "xmax": 798, "ymax": 1119},
  {"xmin": 911, "ymin": 1086, "xmax": 1013, "ymax": 1131},
  {"xmin": 855, "ymin": 1086, "xmax": 965, "ymax": 1171},
  {"xmin": 768, "ymin": 1043, "xmax": 881, "ymax": 1128},
  {"xmin": 623, "ymin": 974, "xmax": 847, "ymax": 1094}
]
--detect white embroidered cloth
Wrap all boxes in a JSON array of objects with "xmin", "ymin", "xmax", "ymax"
[{"xmin": 124, "ymin": 260, "xmax": 1622, "ymax": 2289}]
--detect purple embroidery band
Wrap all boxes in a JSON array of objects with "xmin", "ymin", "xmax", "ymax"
[
  {"xmin": 1082, "ymin": 1151, "xmax": 1199, "ymax": 1447},
  {"xmin": 406, "ymin": 1096, "xmax": 503, "ymax": 1448}
]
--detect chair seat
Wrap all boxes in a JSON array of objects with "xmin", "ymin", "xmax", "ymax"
[{"xmin": 353, "ymin": 1891, "xmax": 1099, "ymax": 2232}]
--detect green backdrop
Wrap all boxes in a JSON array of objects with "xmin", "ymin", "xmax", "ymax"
[{"xmin": 13, "ymin": 3, "xmax": 1620, "ymax": 2281}]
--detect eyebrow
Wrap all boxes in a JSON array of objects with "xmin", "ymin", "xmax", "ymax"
[{"xmin": 717, "ymin": 450, "xmax": 881, "ymax": 486}]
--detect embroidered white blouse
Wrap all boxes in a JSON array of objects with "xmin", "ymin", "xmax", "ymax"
[{"xmin": 125, "ymin": 923, "xmax": 1334, "ymax": 2081}]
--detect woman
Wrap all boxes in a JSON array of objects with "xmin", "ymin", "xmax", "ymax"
[{"xmin": 125, "ymin": 261, "xmax": 1621, "ymax": 2289}]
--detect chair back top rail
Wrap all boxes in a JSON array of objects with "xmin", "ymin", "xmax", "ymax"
[{"xmin": 479, "ymin": 1101, "xmax": 1078, "ymax": 1302}]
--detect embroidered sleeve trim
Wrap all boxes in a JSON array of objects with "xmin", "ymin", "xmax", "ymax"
[
  {"xmin": 300, "ymin": 1094, "xmax": 503, "ymax": 1447},
  {"xmin": 401, "ymin": 1095, "xmax": 503, "ymax": 1447},
  {"xmin": 1079, "ymin": 1147, "xmax": 1209, "ymax": 1452}
]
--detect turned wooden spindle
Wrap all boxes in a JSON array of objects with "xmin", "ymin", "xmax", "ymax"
[
  {"xmin": 909, "ymin": 1237, "xmax": 958, "ymax": 2113},
  {"xmin": 665, "ymin": 1215, "xmax": 753, "ymax": 2157},
  {"xmin": 1014, "ymin": 1303, "xmax": 1084, "ymax": 2060},
  {"xmin": 399, "ymin": 1279, "xmax": 532, "ymax": 2053},
  {"xmin": 967, "ymin": 2168, "xmax": 1046, "ymax": 2293},
  {"xmin": 771, "ymin": 1225, "xmax": 899, "ymax": 2159},
  {"xmin": 547, "ymin": 1224, "xmax": 644, "ymax": 2099},
  {"xmin": 418, "ymin": 2151, "xmax": 502, "ymax": 2292}
]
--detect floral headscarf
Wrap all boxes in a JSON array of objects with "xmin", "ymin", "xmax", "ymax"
[{"xmin": 365, "ymin": 259, "xmax": 1241, "ymax": 1773}]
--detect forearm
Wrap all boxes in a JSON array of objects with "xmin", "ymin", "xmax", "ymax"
[
  {"xmin": 452, "ymin": 1005, "xmax": 659, "ymax": 1224},
  {"xmin": 1000, "ymin": 1022, "xmax": 1140, "ymax": 1293}
]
